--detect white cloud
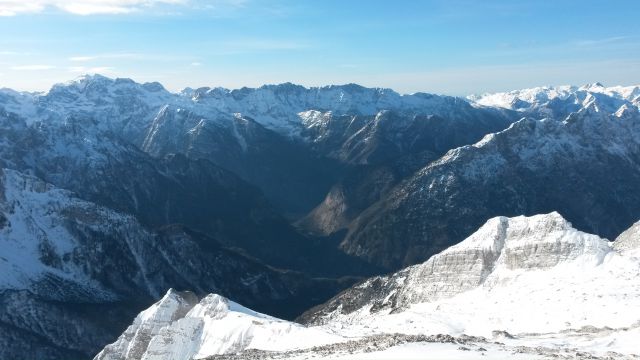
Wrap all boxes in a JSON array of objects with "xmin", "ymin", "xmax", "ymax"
[
  {"xmin": 0, "ymin": 0, "xmax": 188, "ymax": 16},
  {"xmin": 11, "ymin": 64, "xmax": 55, "ymax": 70},
  {"xmin": 190, "ymin": 62, "xmax": 202, "ymax": 66},
  {"xmin": 212, "ymin": 38, "xmax": 310, "ymax": 55},
  {"xmin": 68, "ymin": 52, "xmax": 191, "ymax": 62},
  {"xmin": 0, "ymin": 2, "xmax": 45, "ymax": 16},
  {"xmin": 69, "ymin": 56, "xmax": 97, "ymax": 62}
]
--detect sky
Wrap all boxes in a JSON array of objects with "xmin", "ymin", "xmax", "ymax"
[{"xmin": 0, "ymin": 0, "xmax": 639, "ymax": 95}]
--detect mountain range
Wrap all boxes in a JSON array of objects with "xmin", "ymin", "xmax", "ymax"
[{"xmin": 0, "ymin": 76, "xmax": 639, "ymax": 359}]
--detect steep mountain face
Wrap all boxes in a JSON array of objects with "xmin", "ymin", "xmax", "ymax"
[
  {"xmin": 295, "ymin": 104, "xmax": 515, "ymax": 235},
  {"xmin": 101, "ymin": 213, "xmax": 640, "ymax": 360},
  {"xmin": 0, "ymin": 168, "xmax": 352, "ymax": 359},
  {"xmin": 140, "ymin": 105, "xmax": 342, "ymax": 215},
  {"xmin": 296, "ymin": 152, "xmax": 438, "ymax": 236},
  {"xmin": 340, "ymin": 103, "xmax": 640, "ymax": 269}
]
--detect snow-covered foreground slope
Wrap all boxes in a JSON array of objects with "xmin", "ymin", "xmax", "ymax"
[{"xmin": 100, "ymin": 213, "xmax": 640, "ymax": 359}]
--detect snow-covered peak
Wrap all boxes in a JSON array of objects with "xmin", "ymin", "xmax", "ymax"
[
  {"xmin": 580, "ymin": 81, "xmax": 605, "ymax": 90},
  {"xmin": 1, "ymin": 76, "xmax": 478, "ymax": 137},
  {"xmin": 96, "ymin": 289, "xmax": 200, "ymax": 360},
  {"xmin": 393, "ymin": 212, "xmax": 611, "ymax": 306},
  {"xmin": 96, "ymin": 290, "xmax": 342, "ymax": 360},
  {"xmin": 448, "ymin": 211, "xmax": 602, "ymax": 251},
  {"xmin": 184, "ymin": 82, "xmax": 472, "ymax": 136},
  {"xmin": 468, "ymin": 83, "xmax": 640, "ymax": 118}
]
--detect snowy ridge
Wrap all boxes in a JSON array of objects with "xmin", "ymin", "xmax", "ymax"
[
  {"xmin": 468, "ymin": 83, "xmax": 640, "ymax": 118},
  {"xmin": 0, "ymin": 75, "xmax": 484, "ymax": 138},
  {"xmin": 96, "ymin": 290, "xmax": 342, "ymax": 360}
]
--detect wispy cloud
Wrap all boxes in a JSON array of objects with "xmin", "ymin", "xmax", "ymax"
[
  {"xmin": 0, "ymin": 0, "xmax": 187, "ymax": 16},
  {"xmin": 69, "ymin": 56, "xmax": 97, "ymax": 62},
  {"xmin": 213, "ymin": 38, "xmax": 311, "ymax": 55},
  {"xmin": 573, "ymin": 36, "xmax": 637, "ymax": 48},
  {"xmin": 68, "ymin": 53, "xmax": 140, "ymax": 61},
  {"xmin": 10, "ymin": 64, "xmax": 55, "ymax": 70},
  {"xmin": 476, "ymin": 35, "xmax": 639, "ymax": 60},
  {"xmin": 190, "ymin": 62, "xmax": 202, "ymax": 66},
  {"xmin": 68, "ymin": 66, "xmax": 115, "ymax": 74},
  {"xmin": 68, "ymin": 52, "xmax": 193, "ymax": 62}
]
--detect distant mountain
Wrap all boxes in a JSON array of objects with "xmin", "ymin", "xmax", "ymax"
[
  {"xmin": 0, "ymin": 75, "xmax": 518, "ymax": 215},
  {"xmin": 468, "ymin": 83, "xmax": 640, "ymax": 118}
]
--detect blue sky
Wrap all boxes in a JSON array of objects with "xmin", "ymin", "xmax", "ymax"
[{"xmin": 0, "ymin": 0, "xmax": 639, "ymax": 94}]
